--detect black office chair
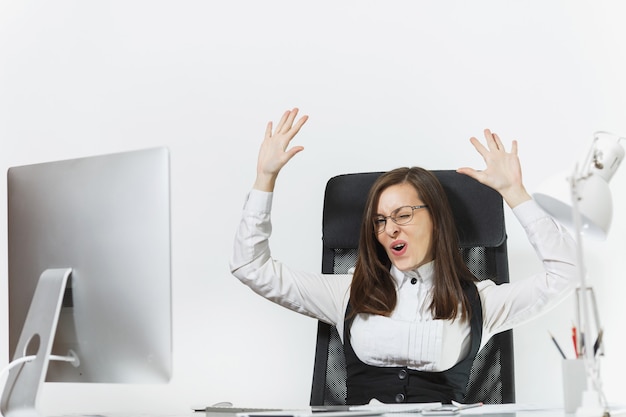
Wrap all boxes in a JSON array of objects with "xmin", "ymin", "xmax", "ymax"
[{"xmin": 309, "ymin": 171, "xmax": 515, "ymax": 406}]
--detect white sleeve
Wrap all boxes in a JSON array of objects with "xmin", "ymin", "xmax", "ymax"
[
  {"xmin": 478, "ymin": 199, "xmax": 578, "ymax": 343},
  {"xmin": 229, "ymin": 189, "xmax": 351, "ymax": 326}
]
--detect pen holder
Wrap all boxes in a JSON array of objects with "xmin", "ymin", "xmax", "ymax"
[{"xmin": 562, "ymin": 358, "xmax": 586, "ymax": 413}]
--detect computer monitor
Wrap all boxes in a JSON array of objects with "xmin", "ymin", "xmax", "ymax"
[{"xmin": 2, "ymin": 147, "xmax": 172, "ymax": 417}]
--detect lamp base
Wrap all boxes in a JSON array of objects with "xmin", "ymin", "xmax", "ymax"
[{"xmin": 576, "ymin": 389, "xmax": 608, "ymax": 417}]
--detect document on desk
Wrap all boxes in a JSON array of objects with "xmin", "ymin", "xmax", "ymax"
[
  {"xmin": 455, "ymin": 403, "xmax": 562, "ymax": 414},
  {"xmin": 236, "ymin": 402, "xmax": 442, "ymax": 417}
]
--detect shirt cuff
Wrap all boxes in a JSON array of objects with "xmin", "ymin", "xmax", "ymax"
[{"xmin": 244, "ymin": 189, "xmax": 273, "ymax": 212}]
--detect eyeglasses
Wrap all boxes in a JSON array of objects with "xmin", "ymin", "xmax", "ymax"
[{"xmin": 373, "ymin": 205, "xmax": 429, "ymax": 234}]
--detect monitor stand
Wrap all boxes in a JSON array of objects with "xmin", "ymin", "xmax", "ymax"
[{"xmin": 1, "ymin": 268, "xmax": 73, "ymax": 417}]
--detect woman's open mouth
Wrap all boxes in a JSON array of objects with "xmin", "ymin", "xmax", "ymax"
[{"xmin": 390, "ymin": 240, "xmax": 407, "ymax": 256}]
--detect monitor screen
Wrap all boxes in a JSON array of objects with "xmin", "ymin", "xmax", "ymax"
[{"xmin": 4, "ymin": 147, "xmax": 172, "ymax": 398}]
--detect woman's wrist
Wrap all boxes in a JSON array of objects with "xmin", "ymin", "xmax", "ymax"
[
  {"xmin": 502, "ymin": 186, "xmax": 532, "ymax": 209},
  {"xmin": 253, "ymin": 173, "xmax": 277, "ymax": 192}
]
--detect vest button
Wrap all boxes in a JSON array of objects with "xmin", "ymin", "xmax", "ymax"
[
  {"xmin": 395, "ymin": 393, "xmax": 406, "ymax": 403},
  {"xmin": 398, "ymin": 369, "xmax": 408, "ymax": 380}
]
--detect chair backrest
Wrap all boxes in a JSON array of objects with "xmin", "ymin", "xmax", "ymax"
[{"xmin": 309, "ymin": 171, "xmax": 515, "ymax": 405}]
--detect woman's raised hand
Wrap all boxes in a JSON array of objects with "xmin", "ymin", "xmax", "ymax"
[
  {"xmin": 457, "ymin": 129, "xmax": 531, "ymax": 208},
  {"xmin": 254, "ymin": 108, "xmax": 309, "ymax": 192}
]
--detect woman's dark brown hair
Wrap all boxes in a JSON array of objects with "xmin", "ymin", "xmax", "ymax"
[{"xmin": 350, "ymin": 167, "xmax": 477, "ymax": 321}]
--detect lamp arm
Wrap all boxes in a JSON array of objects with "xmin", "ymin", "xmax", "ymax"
[
  {"xmin": 578, "ymin": 141, "xmax": 597, "ymax": 179},
  {"xmin": 569, "ymin": 167, "xmax": 591, "ymax": 361},
  {"xmin": 584, "ymin": 132, "xmax": 626, "ymax": 182},
  {"xmin": 569, "ymin": 167, "xmax": 609, "ymax": 416}
]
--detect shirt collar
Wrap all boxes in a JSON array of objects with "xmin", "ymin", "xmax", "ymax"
[{"xmin": 390, "ymin": 261, "xmax": 435, "ymax": 289}]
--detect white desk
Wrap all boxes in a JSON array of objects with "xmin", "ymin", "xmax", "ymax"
[{"xmin": 199, "ymin": 403, "xmax": 626, "ymax": 417}]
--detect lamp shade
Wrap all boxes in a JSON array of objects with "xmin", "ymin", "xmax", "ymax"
[{"xmin": 533, "ymin": 171, "xmax": 612, "ymax": 240}]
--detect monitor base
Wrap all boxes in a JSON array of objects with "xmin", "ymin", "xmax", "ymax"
[{"xmin": 1, "ymin": 268, "xmax": 72, "ymax": 417}]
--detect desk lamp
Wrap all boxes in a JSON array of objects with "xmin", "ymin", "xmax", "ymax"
[{"xmin": 533, "ymin": 131, "xmax": 624, "ymax": 417}]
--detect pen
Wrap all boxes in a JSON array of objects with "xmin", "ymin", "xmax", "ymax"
[
  {"xmin": 572, "ymin": 326, "xmax": 579, "ymax": 358},
  {"xmin": 593, "ymin": 329, "xmax": 604, "ymax": 357},
  {"xmin": 580, "ymin": 331, "xmax": 585, "ymax": 356},
  {"xmin": 549, "ymin": 332, "xmax": 567, "ymax": 359}
]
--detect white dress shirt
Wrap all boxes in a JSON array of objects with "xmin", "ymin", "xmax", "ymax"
[{"xmin": 230, "ymin": 189, "xmax": 578, "ymax": 372}]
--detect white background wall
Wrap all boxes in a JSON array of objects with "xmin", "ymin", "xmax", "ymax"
[{"xmin": 1, "ymin": 1, "xmax": 625, "ymax": 415}]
